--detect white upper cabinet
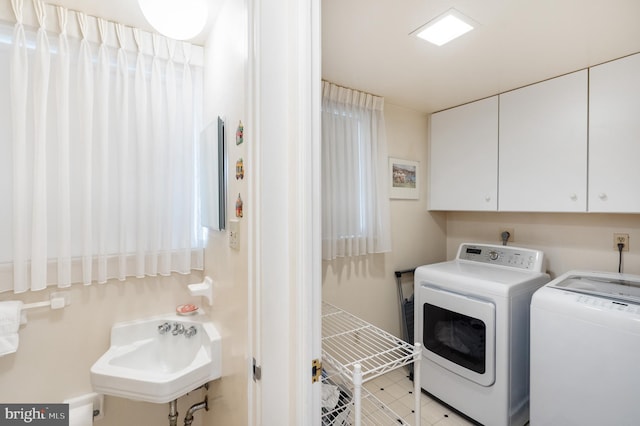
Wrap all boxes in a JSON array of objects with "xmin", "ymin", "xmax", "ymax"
[
  {"xmin": 429, "ymin": 96, "xmax": 498, "ymax": 211},
  {"xmin": 498, "ymin": 70, "xmax": 588, "ymax": 212},
  {"xmin": 589, "ymin": 53, "xmax": 640, "ymax": 213}
]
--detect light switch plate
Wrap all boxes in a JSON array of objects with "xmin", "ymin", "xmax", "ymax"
[{"xmin": 229, "ymin": 219, "xmax": 240, "ymax": 250}]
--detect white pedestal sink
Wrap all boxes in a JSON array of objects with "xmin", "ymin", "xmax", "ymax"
[{"xmin": 90, "ymin": 312, "xmax": 221, "ymax": 403}]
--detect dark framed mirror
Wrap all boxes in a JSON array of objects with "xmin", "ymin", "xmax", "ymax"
[{"xmin": 200, "ymin": 116, "xmax": 226, "ymax": 231}]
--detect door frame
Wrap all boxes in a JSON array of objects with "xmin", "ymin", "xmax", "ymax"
[{"xmin": 247, "ymin": 0, "xmax": 321, "ymax": 423}]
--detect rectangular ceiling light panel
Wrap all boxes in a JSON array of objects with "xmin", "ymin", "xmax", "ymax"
[{"xmin": 413, "ymin": 8, "xmax": 475, "ymax": 46}]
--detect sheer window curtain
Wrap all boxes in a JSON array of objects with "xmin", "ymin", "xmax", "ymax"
[
  {"xmin": 1, "ymin": 0, "xmax": 204, "ymax": 293},
  {"xmin": 321, "ymin": 81, "xmax": 392, "ymax": 260}
]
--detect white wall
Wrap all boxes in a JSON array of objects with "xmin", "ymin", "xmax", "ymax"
[
  {"xmin": 0, "ymin": 274, "xmax": 207, "ymax": 426},
  {"xmin": 200, "ymin": 0, "xmax": 249, "ymax": 424},
  {"xmin": 322, "ymin": 103, "xmax": 446, "ymax": 337},
  {"xmin": 446, "ymin": 212, "xmax": 640, "ymax": 278},
  {"xmin": 0, "ymin": 1, "xmax": 244, "ymax": 424}
]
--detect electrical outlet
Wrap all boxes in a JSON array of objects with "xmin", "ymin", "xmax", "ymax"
[
  {"xmin": 613, "ymin": 233, "xmax": 629, "ymax": 251},
  {"xmin": 500, "ymin": 228, "xmax": 515, "ymax": 243}
]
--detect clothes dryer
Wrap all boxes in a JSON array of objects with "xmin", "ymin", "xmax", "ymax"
[{"xmin": 415, "ymin": 243, "xmax": 549, "ymax": 426}]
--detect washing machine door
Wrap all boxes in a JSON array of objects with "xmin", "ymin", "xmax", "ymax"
[{"xmin": 420, "ymin": 284, "xmax": 496, "ymax": 386}]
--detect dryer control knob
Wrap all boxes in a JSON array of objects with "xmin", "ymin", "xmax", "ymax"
[{"xmin": 489, "ymin": 251, "xmax": 499, "ymax": 261}]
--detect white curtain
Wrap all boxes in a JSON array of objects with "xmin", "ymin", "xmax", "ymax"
[
  {"xmin": 56, "ymin": 6, "xmax": 71, "ymax": 288},
  {"xmin": 10, "ymin": 0, "xmax": 29, "ymax": 293},
  {"xmin": 1, "ymin": 0, "xmax": 204, "ymax": 293},
  {"xmin": 321, "ymin": 81, "xmax": 392, "ymax": 260}
]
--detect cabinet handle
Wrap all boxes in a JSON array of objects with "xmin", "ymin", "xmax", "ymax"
[
  {"xmin": 599, "ymin": 193, "xmax": 608, "ymax": 201},
  {"xmin": 570, "ymin": 194, "xmax": 578, "ymax": 201},
  {"xmin": 485, "ymin": 195, "xmax": 491, "ymax": 202}
]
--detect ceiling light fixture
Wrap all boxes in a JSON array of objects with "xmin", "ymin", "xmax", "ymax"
[
  {"xmin": 412, "ymin": 8, "xmax": 476, "ymax": 46},
  {"xmin": 137, "ymin": 0, "xmax": 209, "ymax": 41}
]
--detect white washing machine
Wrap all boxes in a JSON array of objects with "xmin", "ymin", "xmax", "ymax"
[
  {"xmin": 415, "ymin": 243, "xmax": 549, "ymax": 426},
  {"xmin": 530, "ymin": 270, "xmax": 640, "ymax": 425}
]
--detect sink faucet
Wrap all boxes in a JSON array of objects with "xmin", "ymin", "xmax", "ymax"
[
  {"xmin": 157, "ymin": 322, "xmax": 171, "ymax": 334},
  {"xmin": 184, "ymin": 326, "xmax": 198, "ymax": 338},
  {"xmin": 172, "ymin": 323, "xmax": 185, "ymax": 335}
]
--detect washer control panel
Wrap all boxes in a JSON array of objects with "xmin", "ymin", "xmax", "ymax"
[
  {"xmin": 575, "ymin": 294, "xmax": 640, "ymax": 315},
  {"xmin": 456, "ymin": 243, "xmax": 545, "ymax": 272}
]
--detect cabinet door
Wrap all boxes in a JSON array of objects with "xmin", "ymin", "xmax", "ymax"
[
  {"xmin": 589, "ymin": 53, "xmax": 640, "ymax": 213},
  {"xmin": 429, "ymin": 96, "xmax": 498, "ymax": 211},
  {"xmin": 498, "ymin": 70, "xmax": 588, "ymax": 212}
]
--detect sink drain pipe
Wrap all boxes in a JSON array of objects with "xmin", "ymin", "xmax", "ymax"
[
  {"xmin": 168, "ymin": 400, "xmax": 179, "ymax": 426},
  {"xmin": 184, "ymin": 395, "xmax": 208, "ymax": 426}
]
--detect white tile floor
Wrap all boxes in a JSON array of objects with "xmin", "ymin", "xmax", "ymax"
[{"xmin": 363, "ymin": 368, "xmax": 476, "ymax": 426}]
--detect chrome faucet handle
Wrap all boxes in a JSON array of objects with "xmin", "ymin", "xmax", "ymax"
[
  {"xmin": 172, "ymin": 323, "xmax": 185, "ymax": 335},
  {"xmin": 184, "ymin": 326, "xmax": 198, "ymax": 338},
  {"xmin": 158, "ymin": 322, "xmax": 171, "ymax": 334}
]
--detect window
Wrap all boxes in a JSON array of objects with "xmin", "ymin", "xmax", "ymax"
[
  {"xmin": 0, "ymin": 3, "xmax": 204, "ymax": 293},
  {"xmin": 321, "ymin": 81, "xmax": 391, "ymax": 260}
]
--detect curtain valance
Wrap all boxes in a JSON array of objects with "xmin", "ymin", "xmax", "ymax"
[{"xmin": 0, "ymin": 0, "xmax": 205, "ymax": 65}]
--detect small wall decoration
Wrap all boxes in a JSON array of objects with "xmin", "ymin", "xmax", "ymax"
[
  {"xmin": 389, "ymin": 157, "xmax": 419, "ymax": 200},
  {"xmin": 236, "ymin": 120, "xmax": 244, "ymax": 145},
  {"xmin": 235, "ymin": 193, "xmax": 244, "ymax": 218},
  {"xmin": 235, "ymin": 158, "xmax": 244, "ymax": 180}
]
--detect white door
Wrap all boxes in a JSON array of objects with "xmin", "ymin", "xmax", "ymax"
[{"xmin": 249, "ymin": 0, "xmax": 322, "ymax": 424}]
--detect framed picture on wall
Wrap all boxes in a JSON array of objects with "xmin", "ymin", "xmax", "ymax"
[{"xmin": 389, "ymin": 157, "xmax": 419, "ymax": 199}]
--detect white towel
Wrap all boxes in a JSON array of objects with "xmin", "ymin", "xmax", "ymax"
[
  {"xmin": 0, "ymin": 301, "xmax": 23, "ymax": 356},
  {"xmin": 321, "ymin": 383, "xmax": 340, "ymax": 409}
]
